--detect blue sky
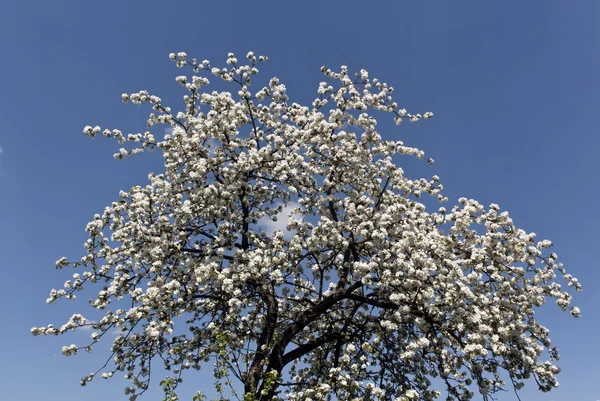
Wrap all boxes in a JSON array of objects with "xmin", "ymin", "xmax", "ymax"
[{"xmin": 1, "ymin": 1, "xmax": 598, "ymax": 400}]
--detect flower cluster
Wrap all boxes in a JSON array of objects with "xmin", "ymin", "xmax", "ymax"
[{"xmin": 33, "ymin": 52, "xmax": 580, "ymax": 401}]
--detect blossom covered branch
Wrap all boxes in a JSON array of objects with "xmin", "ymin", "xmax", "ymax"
[{"xmin": 33, "ymin": 51, "xmax": 581, "ymax": 401}]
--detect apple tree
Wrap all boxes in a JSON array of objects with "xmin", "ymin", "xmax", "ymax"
[{"xmin": 32, "ymin": 51, "xmax": 581, "ymax": 401}]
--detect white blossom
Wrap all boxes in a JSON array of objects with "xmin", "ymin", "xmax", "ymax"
[{"xmin": 33, "ymin": 51, "xmax": 580, "ymax": 401}]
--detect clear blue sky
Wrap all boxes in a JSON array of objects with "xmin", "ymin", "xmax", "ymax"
[{"xmin": 1, "ymin": 1, "xmax": 598, "ymax": 400}]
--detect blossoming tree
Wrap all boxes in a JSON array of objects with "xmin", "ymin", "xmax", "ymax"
[{"xmin": 33, "ymin": 51, "xmax": 581, "ymax": 401}]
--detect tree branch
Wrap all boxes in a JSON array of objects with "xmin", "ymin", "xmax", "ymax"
[
  {"xmin": 347, "ymin": 293, "xmax": 399, "ymax": 310},
  {"xmin": 258, "ymin": 280, "xmax": 364, "ymax": 401}
]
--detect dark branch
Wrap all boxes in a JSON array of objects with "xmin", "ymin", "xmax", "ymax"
[{"xmin": 347, "ymin": 293, "xmax": 399, "ymax": 309}]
